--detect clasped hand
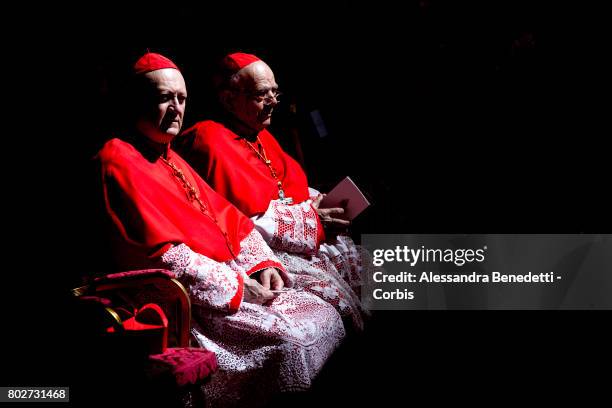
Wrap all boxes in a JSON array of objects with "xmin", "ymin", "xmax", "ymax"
[{"xmin": 243, "ymin": 267, "xmax": 285, "ymax": 305}]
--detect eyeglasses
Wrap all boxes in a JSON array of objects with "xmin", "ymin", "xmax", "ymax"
[{"xmin": 242, "ymin": 88, "xmax": 282, "ymax": 105}]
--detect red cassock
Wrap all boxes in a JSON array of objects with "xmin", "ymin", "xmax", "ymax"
[
  {"xmin": 96, "ymin": 137, "xmax": 254, "ymax": 266},
  {"xmin": 179, "ymin": 120, "xmax": 311, "ymax": 218},
  {"xmin": 93, "ymin": 138, "xmax": 347, "ymax": 408},
  {"xmin": 176, "ymin": 120, "xmax": 366, "ymax": 332}
]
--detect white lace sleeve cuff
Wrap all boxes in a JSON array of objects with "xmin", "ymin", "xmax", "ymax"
[
  {"xmin": 161, "ymin": 243, "xmax": 243, "ymax": 313},
  {"xmin": 252, "ymin": 199, "xmax": 321, "ymax": 255},
  {"xmin": 308, "ymin": 187, "xmax": 321, "ymax": 199},
  {"xmin": 223, "ymin": 228, "xmax": 292, "ymax": 286}
]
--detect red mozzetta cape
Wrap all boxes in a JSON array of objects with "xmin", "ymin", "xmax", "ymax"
[
  {"xmin": 178, "ymin": 120, "xmax": 311, "ymax": 218},
  {"xmin": 96, "ymin": 137, "xmax": 254, "ymax": 263}
]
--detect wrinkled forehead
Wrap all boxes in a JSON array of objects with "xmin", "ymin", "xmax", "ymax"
[
  {"xmin": 238, "ymin": 61, "xmax": 276, "ymax": 90},
  {"xmin": 143, "ymin": 68, "xmax": 187, "ymax": 93}
]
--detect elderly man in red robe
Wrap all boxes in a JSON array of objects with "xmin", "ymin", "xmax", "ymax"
[
  {"xmin": 94, "ymin": 52, "xmax": 345, "ymax": 407},
  {"xmin": 175, "ymin": 53, "xmax": 367, "ymax": 332}
]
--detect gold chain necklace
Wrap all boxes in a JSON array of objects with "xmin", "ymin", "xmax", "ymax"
[
  {"xmin": 244, "ymin": 136, "xmax": 293, "ymax": 204},
  {"xmin": 160, "ymin": 157, "xmax": 237, "ymax": 257},
  {"xmin": 161, "ymin": 157, "xmax": 212, "ymax": 216}
]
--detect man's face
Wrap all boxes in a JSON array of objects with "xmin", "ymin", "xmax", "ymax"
[
  {"xmin": 136, "ymin": 68, "xmax": 187, "ymax": 144},
  {"xmin": 227, "ymin": 61, "xmax": 279, "ymax": 133}
]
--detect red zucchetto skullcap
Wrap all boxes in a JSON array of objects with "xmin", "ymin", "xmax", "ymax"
[
  {"xmin": 133, "ymin": 52, "xmax": 180, "ymax": 74},
  {"xmin": 222, "ymin": 52, "xmax": 261, "ymax": 72}
]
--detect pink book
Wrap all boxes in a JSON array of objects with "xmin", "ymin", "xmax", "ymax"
[{"xmin": 320, "ymin": 176, "xmax": 371, "ymax": 221}]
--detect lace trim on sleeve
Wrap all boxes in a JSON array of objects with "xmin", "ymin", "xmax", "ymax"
[
  {"xmin": 224, "ymin": 229, "xmax": 292, "ymax": 287},
  {"xmin": 253, "ymin": 200, "xmax": 320, "ymax": 255},
  {"xmin": 161, "ymin": 243, "xmax": 243, "ymax": 313}
]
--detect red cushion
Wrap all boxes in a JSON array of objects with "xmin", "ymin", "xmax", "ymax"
[{"xmin": 148, "ymin": 347, "xmax": 218, "ymax": 387}]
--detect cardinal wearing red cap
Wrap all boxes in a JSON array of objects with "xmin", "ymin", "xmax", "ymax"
[
  {"xmin": 176, "ymin": 52, "xmax": 368, "ymax": 333},
  {"xmin": 93, "ymin": 52, "xmax": 345, "ymax": 406}
]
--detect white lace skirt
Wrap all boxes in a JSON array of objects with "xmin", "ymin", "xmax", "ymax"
[{"xmin": 191, "ymin": 290, "xmax": 345, "ymax": 408}]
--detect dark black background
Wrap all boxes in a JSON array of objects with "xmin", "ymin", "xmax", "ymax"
[{"xmin": 3, "ymin": 1, "xmax": 609, "ymax": 405}]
